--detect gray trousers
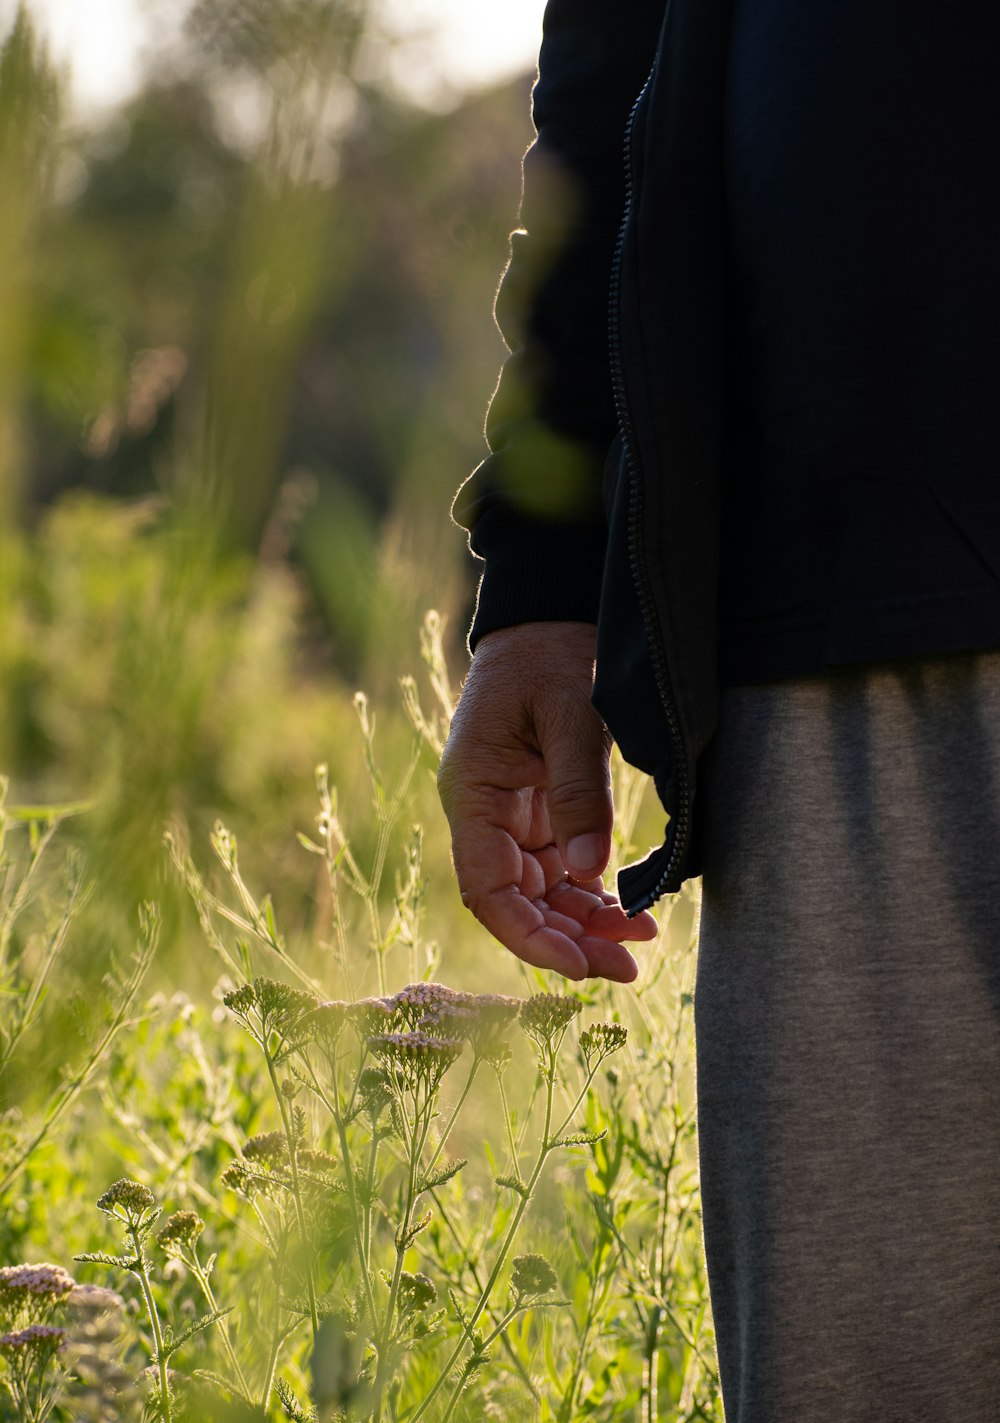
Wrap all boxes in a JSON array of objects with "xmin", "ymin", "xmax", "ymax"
[{"xmin": 695, "ymin": 649, "xmax": 1000, "ymax": 1423}]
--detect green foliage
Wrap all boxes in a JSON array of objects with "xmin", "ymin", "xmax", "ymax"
[{"xmin": 0, "ymin": 5, "xmax": 721, "ymax": 1420}]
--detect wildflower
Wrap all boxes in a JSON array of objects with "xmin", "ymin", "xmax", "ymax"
[
  {"xmin": 66, "ymin": 1285, "xmax": 124, "ymax": 1318},
  {"xmin": 519, "ymin": 993, "xmax": 583, "ymax": 1046},
  {"xmin": 252, "ymin": 977, "xmax": 320, "ymax": 1042},
  {"xmin": 388, "ymin": 982, "xmax": 466, "ymax": 1029},
  {"xmin": 220, "ymin": 1160, "xmax": 253, "ymax": 1195},
  {"xmin": 367, "ymin": 1032, "xmax": 464, "ymax": 1090},
  {"xmin": 0, "ymin": 1323, "xmax": 67, "ymax": 1351},
  {"xmin": 222, "ymin": 983, "xmax": 255, "ymax": 1016},
  {"xmin": 0, "ymin": 1263, "xmax": 75, "ymax": 1303},
  {"xmin": 243, "ymin": 1131, "xmax": 288, "ymax": 1166},
  {"xmin": 510, "ymin": 1254, "xmax": 559, "ymax": 1299},
  {"xmin": 296, "ymin": 1147, "xmax": 337, "ymax": 1174},
  {"xmin": 95, "ymin": 1180, "xmax": 157, "ymax": 1222},
  {"xmin": 397, "ymin": 1272, "xmax": 437, "ymax": 1313},
  {"xmin": 347, "ymin": 997, "xmax": 396, "ymax": 1039},
  {"xmin": 416, "ymin": 1006, "xmax": 480, "ymax": 1055},
  {"xmin": 157, "ymin": 1212, "xmax": 205, "ymax": 1253},
  {"xmin": 463, "ymin": 994, "xmax": 523, "ymax": 1060},
  {"xmin": 580, "ymin": 1021, "xmax": 629, "ymax": 1063},
  {"xmin": 0, "ymin": 1323, "xmax": 67, "ymax": 1381},
  {"xmin": 304, "ymin": 999, "xmax": 349, "ymax": 1052}
]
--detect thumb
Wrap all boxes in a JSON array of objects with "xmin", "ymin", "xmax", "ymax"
[{"xmin": 539, "ymin": 698, "xmax": 614, "ymax": 881}]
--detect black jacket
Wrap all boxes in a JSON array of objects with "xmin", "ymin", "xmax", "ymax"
[{"xmin": 453, "ymin": 0, "xmax": 735, "ymax": 913}]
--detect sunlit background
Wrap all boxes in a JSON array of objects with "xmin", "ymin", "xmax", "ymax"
[
  {"xmin": 0, "ymin": 0, "xmax": 552, "ymax": 917},
  {"xmin": 23, "ymin": 0, "xmax": 545, "ymax": 111}
]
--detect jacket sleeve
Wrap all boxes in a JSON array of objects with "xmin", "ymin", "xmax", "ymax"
[{"xmin": 453, "ymin": 0, "xmax": 667, "ymax": 650}]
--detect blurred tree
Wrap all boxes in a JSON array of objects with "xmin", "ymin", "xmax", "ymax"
[
  {"xmin": 0, "ymin": 4, "xmax": 60, "ymax": 527},
  {"xmin": 10, "ymin": 0, "xmax": 532, "ymax": 675}
]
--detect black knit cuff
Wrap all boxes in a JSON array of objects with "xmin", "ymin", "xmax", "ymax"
[{"xmin": 466, "ymin": 518, "xmax": 607, "ymax": 652}]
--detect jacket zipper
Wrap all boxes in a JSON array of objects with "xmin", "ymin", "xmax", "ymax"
[{"xmin": 608, "ymin": 75, "xmax": 694, "ymax": 914}]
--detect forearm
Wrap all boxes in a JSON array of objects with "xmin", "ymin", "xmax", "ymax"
[{"xmin": 453, "ymin": 0, "xmax": 668, "ymax": 649}]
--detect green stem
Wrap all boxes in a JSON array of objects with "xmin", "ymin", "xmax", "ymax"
[
  {"xmin": 494, "ymin": 1067, "xmax": 520, "ymax": 1178},
  {"xmin": 364, "ymin": 1128, "xmax": 381, "ymax": 1269},
  {"xmin": 259, "ymin": 1232, "xmax": 287, "ymax": 1411},
  {"xmin": 373, "ymin": 1081, "xmax": 435, "ymax": 1418},
  {"xmin": 0, "ymin": 934, "xmax": 154, "ymax": 1197},
  {"xmin": 264, "ymin": 1050, "xmax": 320, "ymax": 1341},
  {"xmin": 130, "ymin": 1228, "xmax": 170, "ymax": 1423},
  {"xmin": 190, "ymin": 1253, "xmax": 251, "ymax": 1399},
  {"xmin": 420, "ymin": 1058, "xmax": 478, "ymax": 1183},
  {"xmin": 408, "ymin": 1045, "xmax": 559, "ymax": 1423},
  {"xmin": 429, "ymin": 1189, "xmax": 540, "ymax": 1404},
  {"xmin": 558, "ymin": 1241, "xmax": 608, "ymax": 1423},
  {"xmin": 301, "ymin": 1051, "xmax": 381, "ymax": 1338}
]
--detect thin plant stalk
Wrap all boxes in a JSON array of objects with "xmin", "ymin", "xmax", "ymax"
[
  {"xmin": 409, "ymin": 1039, "xmax": 561, "ymax": 1423},
  {"xmin": 263, "ymin": 1049, "xmax": 320, "ymax": 1340},
  {"xmin": 128, "ymin": 1222, "xmax": 171, "ymax": 1423}
]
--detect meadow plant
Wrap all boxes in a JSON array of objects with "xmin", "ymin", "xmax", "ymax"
[
  {"xmin": 0, "ymin": 1266, "xmax": 130, "ymax": 1423},
  {"xmin": 61, "ymin": 615, "xmax": 720, "ymax": 1420},
  {"xmin": 0, "ymin": 782, "xmax": 156, "ymax": 1206}
]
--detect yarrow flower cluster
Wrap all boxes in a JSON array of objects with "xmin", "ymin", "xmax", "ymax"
[
  {"xmin": 387, "ymin": 982, "xmax": 466, "ymax": 1029},
  {"xmin": 367, "ymin": 1031, "xmax": 465, "ymax": 1090},
  {"xmin": 303, "ymin": 999, "xmax": 350, "ymax": 1055},
  {"xmin": 579, "ymin": 1021, "xmax": 628, "ymax": 1063},
  {"xmin": 0, "ymin": 1264, "xmax": 75, "ymax": 1306},
  {"xmin": 156, "ymin": 1212, "xmax": 205, "ymax": 1254},
  {"xmin": 66, "ymin": 1285, "xmax": 124, "ymax": 1319},
  {"xmin": 223, "ymin": 977, "xmax": 320, "ymax": 1058},
  {"xmin": 0, "ymin": 1323, "xmax": 67, "ymax": 1352},
  {"xmin": 519, "ymin": 993, "xmax": 583, "ymax": 1046},
  {"xmin": 95, "ymin": 1179, "xmax": 157, "ymax": 1223},
  {"xmin": 510, "ymin": 1253, "xmax": 559, "ymax": 1300},
  {"xmin": 347, "ymin": 996, "xmax": 398, "ymax": 1039},
  {"xmin": 0, "ymin": 1264, "xmax": 76, "ymax": 1338}
]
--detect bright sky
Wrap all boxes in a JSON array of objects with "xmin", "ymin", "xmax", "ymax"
[{"xmin": 13, "ymin": 0, "xmax": 547, "ymax": 114}]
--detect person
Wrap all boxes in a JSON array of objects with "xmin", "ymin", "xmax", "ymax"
[{"xmin": 437, "ymin": 1, "xmax": 1000, "ymax": 1420}]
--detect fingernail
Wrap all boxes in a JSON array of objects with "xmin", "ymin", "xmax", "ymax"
[{"xmin": 567, "ymin": 833, "xmax": 605, "ymax": 876}]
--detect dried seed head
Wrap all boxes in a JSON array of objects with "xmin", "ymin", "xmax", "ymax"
[
  {"xmin": 157, "ymin": 1212, "xmax": 205, "ymax": 1252},
  {"xmin": 96, "ymin": 1180, "xmax": 157, "ymax": 1220},
  {"xmin": 519, "ymin": 994, "xmax": 583, "ymax": 1044},
  {"xmin": 510, "ymin": 1254, "xmax": 559, "ymax": 1299},
  {"xmin": 461, "ymin": 994, "xmax": 523, "ymax": 1058},
  {"xmin": 252, "ymin": 978, "xmax": 320, "ymax": 1039},
  {"xmin": 357, "ymin": 1066, "xmax": 393, "ymax": 1120},
  {"xmin": 579, "ymin": 1021, "xmax": 628, "ymax": 1061},
  {"xmin": 483, "ymin": 1040, "xmax": 514, "ymax": 1073}
]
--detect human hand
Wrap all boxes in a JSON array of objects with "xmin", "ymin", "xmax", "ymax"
[{"xmin": 437, "ymin": 621, "xmax": 657, "ymax": 982}]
